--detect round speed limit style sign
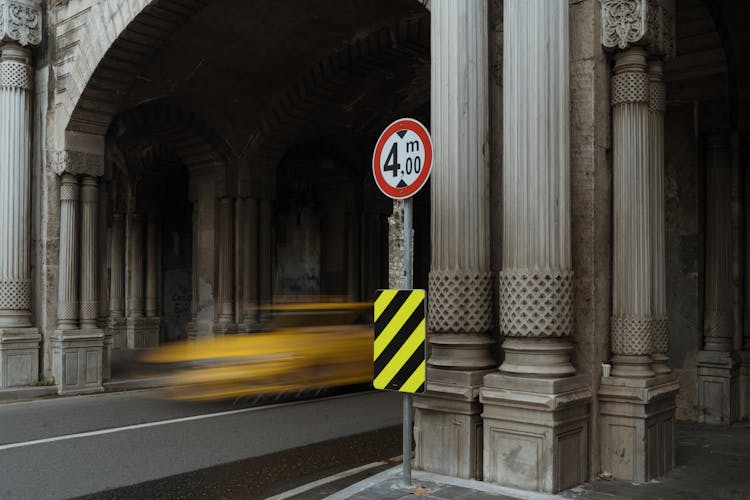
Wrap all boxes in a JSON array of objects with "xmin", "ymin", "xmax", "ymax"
[{"xmin": 372, "ymin": 118, "xmax": 433, "ymax": 200}]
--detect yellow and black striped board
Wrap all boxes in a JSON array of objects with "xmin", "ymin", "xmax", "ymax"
[{"xmin": 373, "ymin": 289, "xmax": 426, "ymax": 394}]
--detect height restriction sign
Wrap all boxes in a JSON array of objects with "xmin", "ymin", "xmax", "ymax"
[{"xmin": 372, "ymin": 118, "xmax": 433, "ymax": 200}]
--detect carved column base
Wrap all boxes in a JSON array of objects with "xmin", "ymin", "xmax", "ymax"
[
  {"xmin": 109, "ymin": 317, "xmax": 127, "ymax": 350},
  {"xmin": 697, "ymin": 350, "xmax": 739, "ymax": 424},
  {"xmin": 610, "ymin": 355, "xmax": 655, "ymax": 378},
  {"xmin": 0, "ymin": 328, "xmax": 40, "ymax": 387},
  {"xmin": 127, "ymin": 317, "xmax": 160, "ymax": 349},
  {"xmin": 413, "ymin": 367, "xmax": 493, "ymax": 480},
  {"xmin": 598, "ymin": 374, "xmax": 678, "ymax": 482},
  {"xmin": 52, "ymin": 329, "xmax": 104, "ymax": 395},
  {"xmin": 427, "ymin": 334, "xmax": 495, "ymax": 370},
  {"xmin": 739, "ymin": 351, "xmax": 750, "ymax": 421},
  {"xmin": 651, "ymin": 353, "xmax": 670, "ymax": 375},
  {"xmin": 498, "ymin": 337, "xmax": 575, "ymax": 378},
  {"xmin": 480, "ymin": 374, "xmax": 590, "ymax": 493},
  {"xmin": 102, "ymin": 331, "xmax": 114, "ymax": 381}
]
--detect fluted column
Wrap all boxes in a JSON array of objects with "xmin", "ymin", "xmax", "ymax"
[
  {"xmin": 704, "ymin": 135, "xmax": 733, "ymax": 352},
  {"xmin": 648, "ymin": 60, "xmax": 669, "ymax": 374},
  {"xmin": 0, "ymin": 42, "xmax": 34, "ymax": 328},
  {"xmin": 128, "ymin": 214, "xmax": 145, "ymax": 319},
  {"xmin": 57, "ymin": 175, "xmax": 80, "ymax": 330},
  {"xmin": 109, "ymin": 214, "xmax": 125, "ymax": 319},
  {"xmin": 259, "ymin": 199, "xmax": 273, "ymax": 315},
  {"xmin": 497, "ymin": 0, "xmax": 574, "ymax": 377},
  {"xmin": 242, "ymin": 197, "xmax": 258, "ymax": 327},
  {"xmin": 217, "ymin": 197, "xmax": 235, "ymax": 324},
  {"xmin": 79, "ymin": 177, "xmax": 98, "ymax": 329},
  {"xmin": 97, "ymin": 187, "xmax": 109, "ymax": 327},
  {"xmin": 609, "ymin": 48, "xmax": 654, "ymax": 378},
  {"xmin": 745, "ymin": 136, "xmax": 750, "ymax": 351},
  {"xmin": 145, "ymin": 215, "xmax": 159, "ymax": 318},
  {"xmin": 427, "ymin": 0, "xmax": 494, "ymax": 370}
]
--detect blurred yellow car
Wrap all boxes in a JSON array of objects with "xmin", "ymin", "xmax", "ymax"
[{"xmin": 139, "ymin": 301, "xmax": 373, "ymax": 401}]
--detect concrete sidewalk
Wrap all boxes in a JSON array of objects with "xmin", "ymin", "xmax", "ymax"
[{"xmin": 272, "ymin": 422, "xmax": 750, "ymax": 500}]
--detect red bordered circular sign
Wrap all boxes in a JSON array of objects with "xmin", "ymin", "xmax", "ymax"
[{"xmin": 372, "ymin": 118, "xmax": 433, "ymax": 200}]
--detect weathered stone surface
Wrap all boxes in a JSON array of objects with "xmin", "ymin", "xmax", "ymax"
[{"xmin": 51, "ymin": 329, "xmax": 104, "ymax": 395}]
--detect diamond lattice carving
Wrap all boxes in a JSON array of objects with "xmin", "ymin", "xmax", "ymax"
[
  {"xmin": 705, "ymin": 310, "xmax": 731, "ymax": 339},
  {"xmin": 0, "ymin": 60, "xmax": 30, "ymax": 89},
  {"xmin": 611, "ymin": 315, "xmax": 653, "ymax": 355},
  {"xmin": 428, "ymin": 270, "xmax": 493, "ymax": 333},
  {"xmin": 611, "ymin": 72, "xmax": 649, "ymax": 106},
  {"xmin": 498, "ymin": 269, "xmax": 574, "ymax": 337},
  {"xmin": 0, "ymin": 279, "xmax": 30, "ymax": 309},
  {"xmin": 652, "ymin": 316, "xmax": 668, "ymax": 353}
]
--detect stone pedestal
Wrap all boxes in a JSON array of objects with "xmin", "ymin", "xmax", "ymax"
[
  {"xmin": 102, "ymin": 331, "xmax": 113, "ymax": 381},
  {"xmin": 480, "ymin": 374, "xmax": 590, "ymax": 493},
  {"xmin": 110, "ymin": 317, "xmax": 127, "ymax": 350},
  {"xmin": 697, "ymin": 350, "xmax": 739, "ymax": 424},
  {"xmin": 0, "ymin": 328, "xmax": 40, "ymax": 387},
  {"xmin": 52, "ymin": 329, "xmax": 104, "ymax": 395},
  {"xmin": 414, "ymin": 368, "xmax": 492, "ymax": 480},
  {"xmin": 740, "ymin": 351, "xmax": 750, "ymax": 421},
  {"xmin": 127, "ymin": 317, "xmax": 160, "ymax": 349},
  {"xmin": 599, "ymin": 375, "xmax": 679, "ymax": 482}
]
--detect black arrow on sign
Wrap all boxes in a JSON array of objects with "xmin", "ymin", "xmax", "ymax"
[{"xmin": 396, "ymin": 130, "xmax": 407, "ymax": 139}]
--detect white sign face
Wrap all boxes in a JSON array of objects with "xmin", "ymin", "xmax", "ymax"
[
  {"xmin": 377, "ymin": 129, "xmax": 426, "ymax": 191},
  {"xmin": 372, "ymin": 118, "xmax": 433, "ymax": 200}
]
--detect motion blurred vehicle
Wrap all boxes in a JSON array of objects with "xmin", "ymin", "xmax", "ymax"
[{"xmin": 139, "ymin": 300, "xmax": 373, "ymax": 401}]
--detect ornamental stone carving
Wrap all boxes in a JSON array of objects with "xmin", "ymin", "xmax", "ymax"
[
  {"xmin": 428, "ymin": 270, "xmax": 493, "ymax": 333},
  {"xmin": 611, "ymin": 316, "xmax": 654, "ymax": 355},
  {"xmin": 0, "ymin": 59, "xmax": 30, "ymax": 89},
  {"xmin": 50, "ymin": 150, "xmax": 105, "ymax": 177},
  {"xmin": 0, "ymin": 0, "xmax": 42, "ymax": 47},
  {"xmin": 601, "ymin": 0, "xmax": 674, "ymax": 58},
  {"xmin": 499, "ymin": 270, "xmax": 574, "ymax": 337},
  {"xmin": 652, "ymin": 316, "xmax": 668, "ymax": 353},
  {"xmin": 611, "ymin": 72, "xmax": 649, "ymax": 105},
  {"xmin": 601, "ymin": 0, "xmax": 647, "ymax": 50}
]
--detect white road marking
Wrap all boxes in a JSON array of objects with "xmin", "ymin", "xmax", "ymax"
[
  {"xmin": 0, "ymin": 392, "xmax": 373, "ymax": 452},
  {"xmin": 264, "ymin": 460, "xmax": 393, "ymax": 500}
]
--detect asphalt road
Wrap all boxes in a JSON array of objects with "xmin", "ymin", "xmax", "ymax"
[{"xmin": 0, "ymin": 389, "xmax": 402, "ymax": 499}]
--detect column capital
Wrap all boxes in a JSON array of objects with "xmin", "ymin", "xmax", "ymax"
[
  {"xmin": 49, "ymin": 150, "xmax": 105, "ymax": 178},
  {"xmin": 0, "ymin": 0, "xmax": 42, "ymax": 48},
  {"xmin": 601, "ymin": 0, "xmax": 675, "ymax": 59}
]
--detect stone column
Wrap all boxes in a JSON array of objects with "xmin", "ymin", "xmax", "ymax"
[
  {"xmin": 698, "ymin": 134, "xmax": 739, "ymax": 424},
  {"xmin": 413, "ymin": 0, "xmax": 494, "ymax": 481},
  {"xmin": 649, "ymin": 60, "xmax": 670, "ymax": 374},
  {"xmin": 79, "ymin": 177, "xmax": 98, "ymax": 330},
  {"xmin": 109, "ymin": 213, "xmax": 126, "ymax": 349},
  {"xmin": 741, "ymin": 137, "xmax": 750, "ymax": 421},
  {"xmin": 145, "ymin": 215, "xmax": 159, "ymax": 318},
  {"xmin": 609, "ymin": 48, "xmax": 654, "ymax": 378},
  {"xmin": 599, "ymin": 0, "xmax": 678, "ymax": 482},
  {"xmin": 127, "ymin": 212, "xmax": 152, "ymax": 348},
  {"xmin": 241, "ymin": 197, "xmax": 259, "ymax": 329},
  {"xmin": 480, "ymin": 1, "xmax": 590, "ymax": 492},
  {"xmin": 57, "ymin": 175, "xmax": 80, "ymax": 331},
  {"xmin": 215, "ymin": 197, "xmax": 235, "ymax": 332},
  {"xmin": 259, "ymin": 198, "xmax": 273, "ymax": 323},
  {"xmin": 186, "ymin": 201, "xmax": 199, "ymax": 339}
]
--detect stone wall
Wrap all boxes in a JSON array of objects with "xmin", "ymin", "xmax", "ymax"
[{"xmin": 665, "ymin": 103, "xmax": 704, "ymax": 422}]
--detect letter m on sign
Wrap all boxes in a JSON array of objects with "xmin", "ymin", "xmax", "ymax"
[{"xmin": 373, "ymin": 289, "xmax": 426, "ymax": 394}]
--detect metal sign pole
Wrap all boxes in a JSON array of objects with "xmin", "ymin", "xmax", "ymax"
[{"xmin": 402, "ymin": 197, "xmax": 413, "ymax": 487}]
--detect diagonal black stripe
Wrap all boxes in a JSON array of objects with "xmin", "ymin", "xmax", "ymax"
[
  {"xmin": 374, "ymin": 290, "xmax": 411, "ymax": 340},
  {"xmin": 374, "ymin": 302, "xmax": 424, "ymax": 375},
  {"xmin": 383, "ymin": 341, "xmax": 425, "ymax": 392},
  {"xmin": 415, "ymin": 383, "xmax": 425, "ymax": 394}
]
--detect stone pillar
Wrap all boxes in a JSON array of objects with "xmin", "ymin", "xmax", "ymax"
[
  {"xmin": 97, "ymin": 186, "xmax": 112, "ymax": 379},
  {"xmin": 698, "ymin": 134, "xmax": 739, "ymax": 424},
  {"xmin": 480, "ymin": 0, "xmax": 590, "ymax": 492},
  {"xmin": 57, "ymin": 175, "xmax": 80, "ymax": 332},
  {"xmin": 79, "ymin": 177, "xmax": 98, "ymax": 330},
  {"xmin": 127, "ymin": 213, "xmax": 154, "ymax": 348},
  {"xmin": 145, "ymin": 215, "xmax": 159, "ymax": 318},
  {"xmin": 413, "ymin": 0, "xmax": 494, "ymax": 481},
  {"xmin": 240, "ymin": 197, "xmax": 259, "ymax": 330},
  {"xmin": 259, "ymin": 198, "xmax": 273, "ymax": 324},
  {"xmin": 0, "ymin": 22, "xmax": 42, "ymax": 386},
  {"xmin": 649, "ymin": 60, "xmax": 670, "ymax": 375},
  {"xmin": 53, "ymin": 174, "xmax": 103, "ymax": 394},
  {"xmin": 186, "ymin": 201, "xmax": 199, "ymax": 339},
  {"xmin": 109, "ymin": 213, "xmax": 127, "ymax": 350},
  {"xmin": 599, "ymin": 0, "xmax": 678, "ymax": 482},
  {"xmin": 609, "ymin": 48, "xmax": 654, "ymax": 378},
  {"xmin": 215, "ymin": 197, "xmax": 236, "ymax": 332}
]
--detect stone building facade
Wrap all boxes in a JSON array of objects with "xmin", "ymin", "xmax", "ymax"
[{"xmin": 0, "ymin": 0, "xmax": 748, "ymax": 493}]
